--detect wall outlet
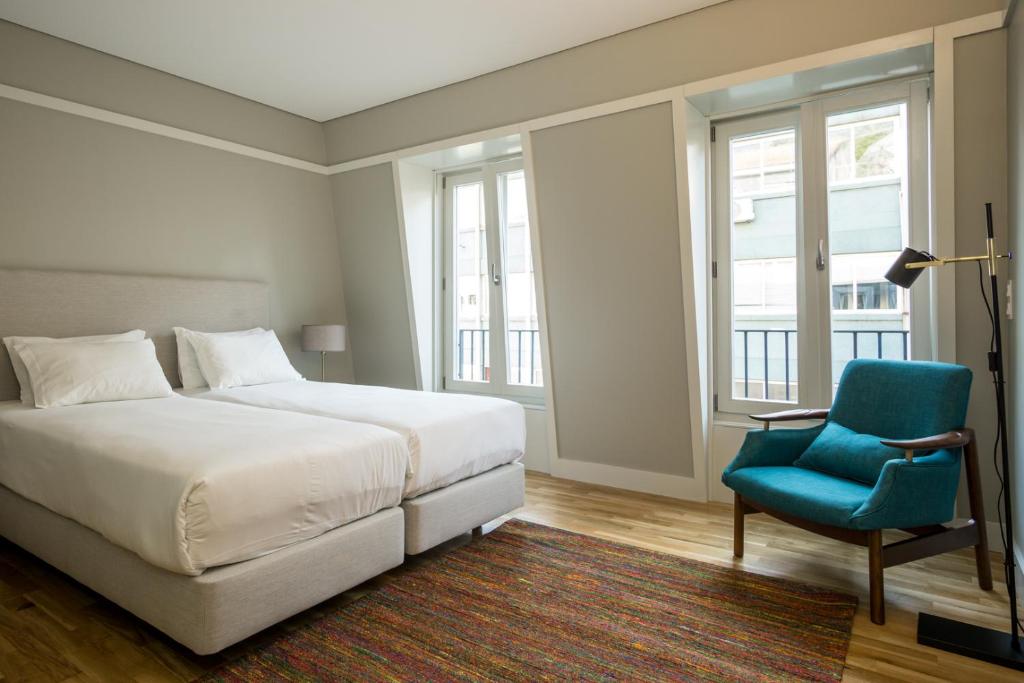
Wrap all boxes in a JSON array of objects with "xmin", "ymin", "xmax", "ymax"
[{"xmin": 1007, "ymin": 280, "xmax": 1014, "ymax": 320}]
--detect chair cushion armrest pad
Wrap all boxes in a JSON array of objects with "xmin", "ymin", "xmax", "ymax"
[
  {"xmin": 723, "ymin": 423, "xmax": 826, "ymax": 477},
  {"xmin": 850, "ymin": 450, "xmax": 961, "ymax": 529}
]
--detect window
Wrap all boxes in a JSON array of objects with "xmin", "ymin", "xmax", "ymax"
[
  {"xmin": 716, "ymin": 110, "xmax": 802, "ymax": 406},
  {"xmin": 442, "ymin": 159, "xmax": 543, "ymax": 400},
  {"xmin": 714, "ymin": 79, "xmax": 930, "ymax": 413},
  {"xmin": 825, "ymin": 102, "xmax": 911, "ymax": 394},
  {"xmin": 450, "ymin": 178, "xmax": 489, "ymax": 382}
]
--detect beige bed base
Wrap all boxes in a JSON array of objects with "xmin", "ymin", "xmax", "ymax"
[
  {"xmin": 403, "ymin": 462, "xmax": 525, "ymax": 554},
  {"xmin": 0, "ymin": 462, "xmax": 524, "ymax": 654},
  {"xmin": 0, "ymin": 484, "xmax": 404, "ymax": 654}
]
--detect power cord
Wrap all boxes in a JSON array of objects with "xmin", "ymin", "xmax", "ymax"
[{"xmin": 976, "ymin": 259, "xmax": 1024, "ymax": 633}]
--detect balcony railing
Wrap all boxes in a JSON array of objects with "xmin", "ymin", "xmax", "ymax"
[
  {"xmin": 457, "ymin": 328, "xmax": 542, "ymax": 386},
  {"xmin": 458, "ymin": 329, "xmax": 490, "ymax": 382},
  {"xmin": 734, "ymin": 329, "xmax": 909, "ymax": 401}
]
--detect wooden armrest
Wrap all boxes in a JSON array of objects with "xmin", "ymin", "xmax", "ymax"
[
  {"xmin": 749, "ymin": 408, "xmax": 828, "ymax": 431},
  {"xmin": 880, "ymin": 430, "xmax": 972, "ymax": 450},
  {"xmin": 750, "ymin": 409, "xmax": 829, "ymax": 422},
  {"xmin": 880, "ymin": 429, "xmax": 973, "ymax": 459}
]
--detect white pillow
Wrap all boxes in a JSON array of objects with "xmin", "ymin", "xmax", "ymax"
[
  {"xmin": 3, "ymin": 329, "xmax": 146, "ymax": 406},
  {"xmin": 173, "ymin": 327, "xmax": 264, "ymax": 389},
  {"xmin": 15, "ymin": 338, "xmax": 174, "ymax": 409},
  {"xmin": 189, "ymin": 329, "xmax": 303, "ymax": 390}
]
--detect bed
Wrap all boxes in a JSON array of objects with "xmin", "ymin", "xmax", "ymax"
[
  {"xmin": 0, "ymin": 397, "xmax": 408, "ymax": 574},
  {"xmin": 184, "ymin": 380, "xmax": 526, "ymax": 553},
  {"xmin": 0, "ymin": 268, "xmax": 410, "ymax": 654}
]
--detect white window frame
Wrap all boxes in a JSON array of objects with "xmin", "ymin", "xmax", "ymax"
[
  {"xmin": 714, "ymin": 109, "xmax": 812, "ymax": 415},
  {"xmin": 817, "ymin": 79, "xmax": 933, "ymax": 369},
  {"xmin": 713, "ymin": 78, "xmax": 932, "ymax": 416},
  {"xmin": 441, "ymin": 158, "xmax": 544, "ymax": 402}
]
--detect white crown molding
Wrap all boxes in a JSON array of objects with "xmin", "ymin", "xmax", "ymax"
[
  {"xmin": 0, "ymin": 9, "xmax": 1004, "ymax": 180},
  {"xmin": 0, "ymin": 83, "xmax": 329, "ymax": 175}
]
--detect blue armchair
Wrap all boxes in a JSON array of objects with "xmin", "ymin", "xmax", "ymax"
[{"xmin": 722, "ymin": 359, "xmax": 992, "ymax": 624}]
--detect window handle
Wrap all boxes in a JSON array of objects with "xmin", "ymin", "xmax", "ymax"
[
  {"xmin": 490, "ymin": 262, "xmax": 501, "ymax": 286},
  {"xmin": 816, "ymin": 239, "xmax": 826, "ymax": 271}
]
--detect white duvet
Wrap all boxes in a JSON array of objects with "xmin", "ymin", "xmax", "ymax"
[
  {"xmin": 184, "ymin": 381, "xmax": 526, "ymax": 498},
  {"xmin": 0, "ymin": 397, "xmax": 408, "ymax": 575}
]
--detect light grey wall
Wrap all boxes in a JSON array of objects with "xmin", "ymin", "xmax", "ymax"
[
  {"xmin": 0, "ymin": 20, "xmax": 327, "ymax": 164},
  {"xmin": 321, "ymin": 0, "xmax": 1004, "ymax": 164},
  {"xmin": 1007, "ymin": 2, "xmax": 1023, "ymax": 563},
  {"xmin": 397, "ymin": 161, "xmax": 436, "ymax": 390},
  {"xmin": 330, "ymin": 164, "xmax": 418, "ymax": 389},
  {"xmin": 954, "ymin": 29, "xmax": 1008, "ymax": 518},
  {"xmin": 0, "ymin": 97, "xmax": 351, "ymax": 382},
  {"xmin": 530, "ymin": 104, "xmax": 693, "ymax": 476}
]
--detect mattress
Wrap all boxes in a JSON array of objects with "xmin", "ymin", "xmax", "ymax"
[
  {"xmin": 183, "ymin": 381, "xmax": 525, "ymax": 498},
  {"xmin": 0, "ymin": 397, "xmax": 408, "ymax": 575}
]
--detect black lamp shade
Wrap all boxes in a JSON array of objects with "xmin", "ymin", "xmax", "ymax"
[{"xmin": 885, "ymin": 248, "xmax": 936, "ymax": 289}]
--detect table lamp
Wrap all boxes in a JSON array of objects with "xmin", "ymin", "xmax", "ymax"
[{"xmin": 301, "ymin": 324, "xmax": 346, "ymax": 381}]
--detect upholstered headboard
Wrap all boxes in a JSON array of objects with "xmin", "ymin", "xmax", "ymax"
[{"xmin": 0, "ymin": 268, "xmax": 270, "ymax": 401}]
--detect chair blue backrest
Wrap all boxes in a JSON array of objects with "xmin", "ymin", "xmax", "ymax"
[{"xmin": 828, "ymin": 359, "xmax": 972, "ymax": 439}]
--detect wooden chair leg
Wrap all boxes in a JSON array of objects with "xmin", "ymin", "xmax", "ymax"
[
  {"xmin": 963, "ymin": 436, "xmax": 994, "ymax": 590},
  {"xmin": 868, "ymin": 530, "xmax": 885, "ymax": 625},
  {"xmin": 734, "ymin": 492, "xmax": 745, "ymax": 558}
]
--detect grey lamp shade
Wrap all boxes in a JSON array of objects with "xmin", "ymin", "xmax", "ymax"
[{"xmin": 301, "ymin": 324, "xmax": 346, "ymax": 352}]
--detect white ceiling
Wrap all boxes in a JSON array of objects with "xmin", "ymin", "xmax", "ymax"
[{"xmin": 0, "ymin": 0, "xmax": 728, "ymax": 122}]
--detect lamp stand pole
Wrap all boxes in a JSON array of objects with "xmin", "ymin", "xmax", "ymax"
[
  {"xmin": 915, "ymin": 204, "xmax": 1023, "ymax": 669},
  {"xmin": 320, "ymin": 351, "xmax": 326, "ymax": 382}
]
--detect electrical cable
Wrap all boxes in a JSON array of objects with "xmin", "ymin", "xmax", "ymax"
[{"xmin": 977, "ymin": 259, "xmax": 1024, "ymax": 633}]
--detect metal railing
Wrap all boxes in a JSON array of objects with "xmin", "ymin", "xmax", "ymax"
[
  {"xmin": 457, "ymin": 328, "xmax": 541, "ymax": 385},
  {"xmin": 507, "ymin": 329, "xmax": 541, "ymax": 385},
  {"xmin": 457, "ymin": 329, "xmax": 490, "ymax": 382},
  {"xmin": 735, "ymin": 329, "xmax": 909, "ymax": 401}
]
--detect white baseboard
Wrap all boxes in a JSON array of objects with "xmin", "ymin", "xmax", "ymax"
[{"xmin": 549, "ymin": 457, "xmax": 706, "ymax": 501}]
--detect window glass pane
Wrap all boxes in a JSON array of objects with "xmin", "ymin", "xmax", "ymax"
[
  {"xmin": 453, "ymin": 180, "xmax": 489, "ymax": 382},
  {"xmin": 732, "ymin": 174, "xmax": 761, "ymax": 195},
  {"xmin": 763, "ymin": 169, "xmax": 795, "ymax": 191},
  {"xmin": 854, "ymin": 120, "xmax": 896, "ymax": 178},
  {"xmin": 733, "ymin": 261, "xmax": 763, "ymax": 307},
  {"xmin": 499, "ymin": 170, "xmax": 543, "ymax": 387},
  {"xmin": 827, "ymin": 129, "xmax": 853, "ymax": 183},
  {"xmin": 763, "ymin": 134, "xmax": 794, "ymax": 167},
  {"xmin": 729, "ymin": 128, "xmax": 798, "ymax": 402},
  {"xmin": 827, "ymin": 103, "xmax": 910, "ymax": 393},
  {"xmin": 732, "ymin": 141, "xmax": 760, "ymax": 171},
  {"xmin": 827, "ymin": 105, "xmax": 901, "ymax": 184}
]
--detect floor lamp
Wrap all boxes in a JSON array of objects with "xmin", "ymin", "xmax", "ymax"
[{"xmin": 885, "ymin": 202, "xmax": 1021, "ymax": 669}]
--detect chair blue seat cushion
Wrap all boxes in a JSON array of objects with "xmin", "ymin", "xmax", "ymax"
[
  {"xmin": 723, "ymin": 465, "xmax": 873, "ymax": 529},
  {"xmin": 793, "ymin": 421, "xmax": 904, "ymax": 485}
]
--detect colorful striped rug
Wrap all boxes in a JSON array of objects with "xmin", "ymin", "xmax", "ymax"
[{"xmin": 202, "ymin": 520, "xmax": 856, "ymax": 682}]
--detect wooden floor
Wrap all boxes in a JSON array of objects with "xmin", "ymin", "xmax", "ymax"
[{"xmin": 0, "ymin": 471, "xmax": 1019, "ymax": 682}]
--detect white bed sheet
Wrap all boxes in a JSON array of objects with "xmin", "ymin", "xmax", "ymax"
[
  {"xmin": 0, "ymin": 397, "xmax": 408, "ymax": 575},
  {"xmin": 183, "ymin": 381, "xmax": 525, "ymax": 498}
]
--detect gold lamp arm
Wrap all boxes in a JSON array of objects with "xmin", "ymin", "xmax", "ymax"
[{"xmin": 904, "ymin": 237, "xmax": 1011, "ymax": 275}]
